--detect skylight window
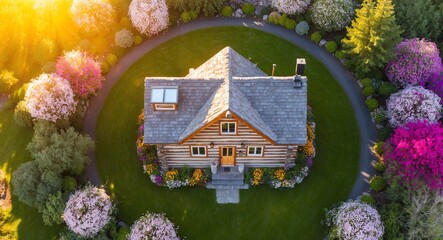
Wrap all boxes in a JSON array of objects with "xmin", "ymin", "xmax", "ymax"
[{"xmin": 151, "ymin": 87, "xmax": 178, "ymax": 103}]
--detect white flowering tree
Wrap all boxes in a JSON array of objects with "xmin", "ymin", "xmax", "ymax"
[
  {"xmin": 128, "ymin": 0, "xmax": 169, "ymax": 37},
  {"xmin": 272, "ymin": 0, "xmax": 311, "ymax": 15},
  {"xmin": 327, "ymin": 201, "xmax": 384, "ymax": 240},
  {"xmin": 387, "ymin": 86, "xmax": 441, "ymax": 128},
  {"xmin": 63, "ymin": 186, "xmax": 113, "ymax": 238},
  {"xmin": 24, "ymin": 74, "xmax": 76, "ymax": 122},
  {"xmin": 310, "ymin": 0, "xmax": 354, "ymax": 32},
  {"xmin": 71, "ymin": 0, "xmax": 115, "ymax": 35},
  {"xmin": 115, "ymin": 28, "xmax": 134, "ymax": 48},
  {"xmin": 129, "ymin": 212, "xmax": 179, "ymax": 240}
]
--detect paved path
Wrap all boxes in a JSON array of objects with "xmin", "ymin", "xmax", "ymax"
[{"xmin": 83, "ymin": 18, "xmax": 376, "ymax": 199}]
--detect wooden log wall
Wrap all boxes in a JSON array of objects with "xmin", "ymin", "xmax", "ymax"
[{"xmin": 161, "ymin": 117, "xmax": 298, "ymax": 168}]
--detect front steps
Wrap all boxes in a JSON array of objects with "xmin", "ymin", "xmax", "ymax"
[{"xmin": 206, "ymin": 166, "xmax": 249, "ymax": 204}]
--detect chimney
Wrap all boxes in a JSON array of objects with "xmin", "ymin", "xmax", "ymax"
[
  {"xmin": 272, "ymin": 64, "xmax": 276, "ymax": 76},
  {"xmin": 295, "ymin": 58, "xmax": 306, "ymax": 76},
  {"xmin": 293, "ymin": 75, "xmax": 303, "ymax": 88}
]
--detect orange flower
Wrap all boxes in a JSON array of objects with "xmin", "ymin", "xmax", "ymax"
[{"xmin": 274, "ymin": 169, "xmax": 285, "ymax": 181}]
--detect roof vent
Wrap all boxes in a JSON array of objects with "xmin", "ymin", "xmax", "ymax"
[
  {"xmin": 294, "ymin": 75, "xmax": 303, "ymax": 88},
  {"xmin": 295, "ymin": 58, "xmax": 306, "ymax": 76}
]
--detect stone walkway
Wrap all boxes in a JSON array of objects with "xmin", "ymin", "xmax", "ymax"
[
  {"xmin": 83, "ymin": 18, "xmax": 376, "ymax": 199},
  {"xmin": 216, "ymin": 189, "xmax": 240, "ymax": 204}
]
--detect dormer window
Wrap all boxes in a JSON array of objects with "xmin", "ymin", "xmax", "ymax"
[{"xmin": 151, "ymin": 87, "xmax": 178, "ymax": 111}]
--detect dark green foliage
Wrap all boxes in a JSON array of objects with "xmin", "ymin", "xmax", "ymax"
[
  {"xmin": 189, "ymin": 10, "xmax": 198, "ymax": 20},
  {"xmin": 168, "ymin": 0, "xmax": 226, "ymax": 16},
  {"xmin": 378, "ymin": 126, "xmax": 393, "ymax": 141},
  {"xmin": 394, "ymin": 0, "xmax": 443, "ymax": 41},
  {"xmin": 295, "ymin": 15, "xmax": 305, "ymax": 22},
  {"xmin": 325, "ymin": 41, "xmax": 337, "ymax": 53},
  {"xmin": 365, "ymin": 98, "xmax": 379, "ymax": 111},
  {"xmin": 180, "ymin": 11, "xmax": 192, "ymax": 23},
  {"xmin": 335, "ymin": 50, "xmax": 346, "ymax": 60},
  {"xmin": 242, "ymin": 3, "xmax": 255, "ymax": 16},
  {"xmin": 11, "ymin": 161, "xmax": 42, "ymax": 207},
  {"xmin": 374, "ymin": 161, "xmax": 387, "ymax": 172},
  {"xmin": 373, "ymin": 141, "xmax": 385, "ymax": 156},
  {"xmin": 40, "ymin": 191, "xmax": 66, "ymax": 226},
  {"xmin": 0, "ymin": 70, "xmax": 18, "ymax": 93},
  {"xmin": 14, "ymin": 101, "xmax": 33, "ymax": 128},
  {"xmin": 360, "ymin": 194, "xmax": 376, "ymax": 205},
  {"xmin": 117, "ymin": 226, "xmax": 130, "ymax": 240},
  {"xmin": 221, "ymin": 6, "xmax": 232, "ymax": 17},
  {"xmin": 360, "ymin": 78, "xmax": 373, "ymax": 87},
  {"xmin": 380, "ymin": 203, "xmax": 406, "ymax": 239},
  {"xmin": 378, "ymin": 81, "xmax": 397, "ymax": 97},
  {"xmin": 27, "ymin": 120, "xmax": 58, "ymax": 158},
  {"xmin": 178, "ymin": 166, "xmax": 192, "ymax": 181},
  {"xmin": 370, "ymin": 176, "xmax": 387, "ymax": 192},
  {"xmin": 62, "ymin": 176, "xmax": 77, "ymax": 192},
  {"xmin": 285, "ymin": 19, "xmax": 296, "ymax": 30},
  {"xmin": 343, "ymin": 0, "xmax": 402, "ymax": 75},
  {"xmin": 384, "ymin": 178, "xmax": 405, "ymax": 202},
  {"xmin": 310, "ymin": 32, "xmax": 322, "ymax": 44},
  {"xmin": 362, "ymin": 86, "xmax": 375, "ymax": 96}
]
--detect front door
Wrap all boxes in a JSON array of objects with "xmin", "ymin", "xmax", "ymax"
[{"xmin": 220, "ymin": 146, "xmax": 236, "ymax": 166}]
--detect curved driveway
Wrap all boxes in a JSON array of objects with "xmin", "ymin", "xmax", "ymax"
[{"xmin": 84, "ymin": 18, "xmax": 376, "ymax": 199}]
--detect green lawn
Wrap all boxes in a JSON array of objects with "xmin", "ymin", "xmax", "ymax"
[
  {"xmin": 0, "ymin": 109, "xmax": 60, "ymax": 239},
  {"xmin": 96, "ymin": 27, "xmax": 360, "ymax": 240}
]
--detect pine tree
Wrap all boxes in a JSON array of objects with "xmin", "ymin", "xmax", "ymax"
[{"xmin": 343, "ymin": 0, "xmax": 402, "ymax": 75}]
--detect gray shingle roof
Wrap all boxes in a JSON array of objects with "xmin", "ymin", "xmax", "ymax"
[{"xmin": 144, "ymin": 47, "xmax": 307, "ymax": 145}]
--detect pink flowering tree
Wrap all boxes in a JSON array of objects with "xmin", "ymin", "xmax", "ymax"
[
  {"xmin": 386, "ymin": 38, "xmax": 443, "ymax": 88},
  {"xmin": 56, "ymin": 50, "xmax": 105, "ymax": 98},
  {"xmin": 386, "ymin": 86, "xmax": 441, "ymax": 128},
  {"xmin": 128, "ymin": 0, "xmax": 169, "ymax": 37},
  {"xmin": 24, "ymin": 74, "xmax": 77, "ymax": 122},
  {"xmin": 64, "ymin": 185, "xmax": 113, "ymax": 238},
  {"xmin": 272, "ymin": 0, "xmax": 311, "ymax": 15},
  {"xmin": 425, "ymin": 72, "xmax": 443, "ymax": 99},
  {"xmin": 326, "ymin": 201, "xmax": 384, "ymax": 240},
  {"xmin": 71, "ymin": 0, "xmax": 115, "ymax": 35},
  {"xmin": 129, "ymin": 212, "xmax": 179, "ymax": 240},
  {"xmin": 385, "ymin": 121, "xmax": 443, "ymax": 190}
]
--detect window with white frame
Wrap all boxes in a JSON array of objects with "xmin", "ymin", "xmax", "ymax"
[
  {"xmin": 220, "ymin": 122, "xmax": 236, "ymax": 134},
  {"xmin": 247, "ymin": 146, "xmax": 263, "ymax": 156},
  {"xmin": 151, "ymin": 87, "xmax": 178, "ymax": 111},
  {"xmin": 191, "ymin": 146, "xmax": 206, "ymax": 157}
]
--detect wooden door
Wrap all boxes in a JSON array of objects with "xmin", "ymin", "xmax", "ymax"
[{"xmin": 220, "ymin": 146, "xmax": 236, "ymax": 166}]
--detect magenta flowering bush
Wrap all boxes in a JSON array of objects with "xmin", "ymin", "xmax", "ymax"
[
  {"xmin": 56, "ymin": 50, "xmax": 105, "ymax": 98},
  {"xmin": 129, "ymin": 212, "xmax": 179, "ymax": 240},
  {"xmin": 386, "ymin": 38, "xmax": 443, "ymax": 88},
  {"xmin": 24, "ymin": 73, "xmax": 77, "ymax": 122},
  {"xmin": 386, "ymin": 86, "xmax": 441, "ymax": 128},
  {"xmin": 425, "ymin": 72, "xmax": 443, "ymax": 99},
  {"xmin": 326, "ymin": 201, "xmax": 384, "ymax": 240},
  {"xmin": 385, "ymin": 121, "xmax": 443, "ymax": 190},
  {"xmin": 63, "ymin": 185, "xmax": 113, "ymax": 238}
]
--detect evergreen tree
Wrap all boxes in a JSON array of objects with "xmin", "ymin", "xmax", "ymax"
[{"xmin": 343, "ymin": 0, "xmax": 402, "ymax": 75}]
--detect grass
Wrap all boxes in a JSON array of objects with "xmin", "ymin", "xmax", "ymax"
[
  {"xmin": 0, "ymin": 109, "xmax": 60, "ymax": 239},
  {"xmin": 96, "ymin": 27, "xmax": 360, "ymax": 240}
]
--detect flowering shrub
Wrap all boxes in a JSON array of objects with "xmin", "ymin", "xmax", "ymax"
[
  {"xmin": 24, "ymin": 74, "xmax": 77, "ymax": 122},
  {"xmin": 426, "ymin": 72, "xmax": 443, "ymax": 99},
  {"xmin": 128, "ymin": 0, "xmax": 169, "ymax": 37},
  {"xmin": 63, "ymin": 185, "xmax": 113, "ymax": 238},
  {"xmin": 251, "ymin": 168, "xmax": 264, "ymax": 186},
  {"xmin": 386, "ymin": 86, "xmax": 441, "ymax": 128},
  {"xmin": 114, "ymin": 28, "xmax": 134, "ymax": 48},
  {"xmin": 272, "ymin": 0, "xmax": 311, "ymax": 15},
  {"xmin": 386, "ymin": 38, "xmax": 443, "ymax": 88},
  {"xmin": 295, "ymin": 21, "xmax": 309, "ymax": 35},
  {"xmin": 56, "ymin": 50, "xmax": 105, "ymax": 98},
  {"xmin": 128, "ymin": 212, "xmax": 179, "ymax": 240},
  {"xmin": 71, "ymin": 0, "xmax": 115, "ymax": 35},
  {"xmin": 326, "ymin": 201, "xmax": 384, "ymax": 240},
  {"xmin": 310, "ymin": 0, "xmax": 354, "ymax": 32},
  {"xmin": 385, "ymin": 121, "xmax": 443, "ymax": 190}
]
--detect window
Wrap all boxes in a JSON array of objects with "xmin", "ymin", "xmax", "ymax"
[
  {"xmin": 220, "ymin": 122, "xmax": 236, "ymax": 134},
  {"xmin": 154, "ymin": 104, "xmax": 176, "ymax": 110},
  {"xmin": 151, "ymin": 87, "xmax": 178, "ymax": 103},
  {"xmin": 191, "ymin": 146, "xmax": 206, "ymax": 157},
  {"xmin": 247, "ymin": 146, "xmax": 264, "ymax": 156}
]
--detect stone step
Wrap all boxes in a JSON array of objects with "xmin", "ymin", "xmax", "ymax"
[
  {"xmin": 216, "ymin": 189, "xmax": 239, "ymax": 204},
  {"xmin": 211, "ymin": 173, "xmax": 244, "ymax": 180},
  {"xmin": 206, "ymin": 182, "xmax": 249, "ymax": 190},
  {"xmin": 210, "ymin": 180, "xmax": 245, "ymax": 186}
]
